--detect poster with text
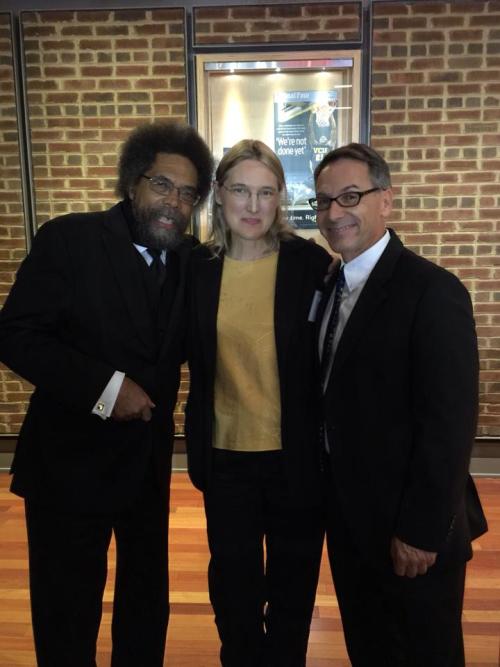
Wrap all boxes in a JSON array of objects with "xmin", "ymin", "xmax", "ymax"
[{"xmin": 274, "ymin": 90, "xmax": 338, "ymax": 229}]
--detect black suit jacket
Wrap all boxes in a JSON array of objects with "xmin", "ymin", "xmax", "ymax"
[
  {"xmin": 319, "ymin": 229, "xmax": 487, "ymax": 564},
  {"xmin": 0, "ymin": 202, "xmax": 193, "ymax": 513},
  {"xmin": 185, "ymin": 237, "xmax": 331, "ymax": 507}
]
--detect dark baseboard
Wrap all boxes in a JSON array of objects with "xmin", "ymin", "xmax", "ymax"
[
  {"xmin": 1, "ymin": 435, "xmax": 499, "ymax": 475},
  {"xmin": 2, "ymin": 435, "xmax": 499, "ymax": 455}
]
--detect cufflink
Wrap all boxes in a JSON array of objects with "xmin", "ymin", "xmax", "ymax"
[{"xmin": 96, "ymin": 402, "xmax": 105, "ymax": 413}]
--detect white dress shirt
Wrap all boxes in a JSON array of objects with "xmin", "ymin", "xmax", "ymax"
[
  {"xmin": 319, "ymin": 230, "xmax": 390, "ymax": 392},
  {"xmin": 91, "ymin": 245, "xmax": 166, "ymax": 420}
]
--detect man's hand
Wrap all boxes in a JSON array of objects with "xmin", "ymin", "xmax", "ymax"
[
  {"xmin": 112, "ymin": 376, "xmax": 155, "ymax": 422},
  {"xmin": 390, "ymin": 536, "xmax": 437, "ymax": 578}
]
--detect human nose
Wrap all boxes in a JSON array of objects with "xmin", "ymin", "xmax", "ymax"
[
  {"xmin": 160, "ymin": 186, "xmax": 180, "ymax": 207},
  {"xmin": 246, "ymin": 192, "xmax": 259, "ymax": 212},
  {"xmin": 327, "ymin": 197, "xmax": 344, "ymax": 217}
]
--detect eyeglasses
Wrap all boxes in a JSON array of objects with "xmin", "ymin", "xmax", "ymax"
[
  {"xmin": 222, "ymin": 184, "xmax": 279, "ymax": 203},
  {"xmin": 140, "ymin": 174, "xmax": 200, "ymax": 206},
  {"xmin": 308, "ymin": 187, "xmax": 381, "ymax": 211}
]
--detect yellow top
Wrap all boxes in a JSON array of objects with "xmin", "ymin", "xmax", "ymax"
[{"xmin": 213, "ymin": 253, "xmax": 282, "ymax": 452}]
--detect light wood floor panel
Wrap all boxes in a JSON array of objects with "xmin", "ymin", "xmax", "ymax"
[{"xmin": 1, "ymin": 473, "xmax": 499, "ymax": 666}]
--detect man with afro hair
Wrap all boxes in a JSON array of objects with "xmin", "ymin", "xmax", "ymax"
[{"xmin": 0, "ymin": 121, "xmax": 213, "ymax": 667}]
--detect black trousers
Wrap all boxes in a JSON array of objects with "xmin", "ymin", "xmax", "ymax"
[
  {"xmin": 204, "ymin": 449, "xmax": 325, "ymax": 667},
  {"xmin": 324, "ymin": 468, "xmax": 467, "ymax": 667},
  {"xmin": 24, "ymin": 468, "xmax": 169, "ymax": 667}
]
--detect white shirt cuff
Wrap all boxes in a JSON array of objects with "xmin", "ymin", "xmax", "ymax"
[{"xmin": 92, "ymin": 371, "xmax": 125, "ymax": 420}]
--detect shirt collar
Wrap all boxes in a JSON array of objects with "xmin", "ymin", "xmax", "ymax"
[
  {"xmin": 343, "ymin": 229, "xmax": 390, "ymax": 292},
  {"xmin": 133, "ymin": 244, "xmax": 167, "ymax": 264}
]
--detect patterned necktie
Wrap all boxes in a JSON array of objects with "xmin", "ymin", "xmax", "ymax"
[
  {"xmin": 321, "ymin": 266, "xmax": 345, "ymax": 386},
  {"xmin": 147, "ymin": 248, "xmax": 166, "ymax": 287}
]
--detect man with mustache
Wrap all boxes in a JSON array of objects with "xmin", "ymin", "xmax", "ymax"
[
  {"xmin": 311, "ymin": 143, "xmax": 487, "ymax": 667},
  {"xmin": 0, "ymin": 122, "xmax": 213, "ymax": 667}
]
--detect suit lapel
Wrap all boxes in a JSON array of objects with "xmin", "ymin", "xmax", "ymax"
[
  {"xmin": 196, "ymin": 250, "xmax": 223, "ymax": 380},
  {"xmin": 157, "ymin": 240, "xmax": 192, "ymax": 359},
  {"xmin": 331, "ymin": 231, "xmax": 404, "ymax": 376},
  {"xmin": 101, "ymin": 204, "xmax": 154, "ymax": 349},
  {"xmin": 274, "ymin": 241, "xmax": 303, "ymax": 375}
]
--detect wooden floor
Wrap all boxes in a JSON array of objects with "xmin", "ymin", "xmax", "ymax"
[{"xmin": 0, "ymin": 473, "xmax": 499, "ymax": 667}]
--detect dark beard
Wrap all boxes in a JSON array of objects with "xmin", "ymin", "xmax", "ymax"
[{"xmin": 130, "ymin": 201, "xmax": 190, "ymax": 250}]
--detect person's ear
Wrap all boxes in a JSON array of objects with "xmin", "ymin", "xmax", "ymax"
[
  {"xmin": 381, "ymin": 187, "xmax": 393, "ymax": 219},
  {"xmin": 214, "ymin": 181, "xmax": 223, "ymax": 206}
]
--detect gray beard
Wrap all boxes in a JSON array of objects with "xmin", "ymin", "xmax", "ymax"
[{"xmin": 130, "ymin": 201, "xmax": 189, "ymax": 250}]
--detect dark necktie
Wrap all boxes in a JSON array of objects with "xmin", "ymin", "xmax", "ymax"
[
  {"xmin": 320, "ymin": 266, "xmax": 345, "ymax": 386},
  {"xmin": 147, "ymin": 248, "xmax": 166, "ymax": 287}
]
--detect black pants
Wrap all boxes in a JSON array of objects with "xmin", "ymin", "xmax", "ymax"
[
  {"xmin": 204, "ymin": 449, "xmax": 325, "ymax": 667},
  {"xmin": 325, "ymin": 470, "xmax": 467, "ymax": 667},
  {"xmin": 24, "ymin": 469, "xmax": 169, "ymax": 667}
]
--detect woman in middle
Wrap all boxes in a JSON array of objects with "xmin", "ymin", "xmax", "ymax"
[{"xmin": 185, "ymin": 139, "xmax": 331, "ymax": 667}]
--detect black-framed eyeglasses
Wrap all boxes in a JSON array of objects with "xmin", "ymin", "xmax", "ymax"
[
  {"xmin": 308, "ymin": 187, "xmax": 381, "ymax": 211},
  {"xmin": 140, "ymin": 174, "xmax": 200, "ymax": 206}
]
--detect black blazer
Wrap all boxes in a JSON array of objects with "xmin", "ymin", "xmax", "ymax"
[
  {"xmin": 319, "ymin": 230, "xmax": 487, "ymax": 564},
  {"xmin": 0, "ymin": 202, "xmax": 193, "ymax": 513},
  {"xmin": 185, "ymin": 237, "xmax": 331, "ymax": 506}
]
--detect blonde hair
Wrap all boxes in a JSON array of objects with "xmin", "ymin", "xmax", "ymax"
[{"xmin": 208, "ymin": 139, "xmax": 295, "ymax": 255}]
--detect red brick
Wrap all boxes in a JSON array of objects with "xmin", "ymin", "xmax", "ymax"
[
  {"xmin": 431, "ymin": 17, "xmax": 464, "ymax": 28},
  {"xmin": 232, "ymin": 6, "xmax": 268, "ymax": 19},
  {"xmin": 269, "ymin": 6, "xmax": 302, "ymax": 17},
  {"xmin": 288, "ymin": 19, "xmax": 320, "ymax": 31},
  {"xmin": 96, "ymin": 79, "xmax": 130, "ymax": 90},
  {"xmin": 374, "ymin": 4, "xmax": 409, "ymax": 16},
  {"xmin": 446, "ymin": 110, "xmax": 481, "ymax": 121},
  {"xmin": 135, "ymin": 24, "xmax": 167, "ymax": 36},
  {"xmin": 80, "ymin": 66, "xmax": 113, "ymax": 77},
  {"xmin": 373, "ymin": 30, "xmax": 408, "ymax": 43},
  {"xmin": 113, "ymin": 10, "xmax": 147, "ymax": 21},
  {"xmin": 40, "ymin": 11, "xmax": 75, "ymax": 21},
  {"xmin": 408, "ymin": 110, "xmax": 443, "ymax": 122},
  {"xmin": 304, "ymin": 5, "xmax": 341, "ymax": 17},
  {"xmin": 195, "ymin": 35, "xmax": 228, "ymax": 45},
  {"xmin": 150, "ymin": 9, "xmax": 183, "ymax": 21},
  {"xmin": 115, "ymin": 65, "xmax": 149, "ymax": 77},
  {"xmin": 470, "ymin": 16, "xmax": 500, "ymax": 27},
  {"xmin": 450, "ymin": 30, "xmax": 484, "ymax": 41},
  {"xmin": 212, "ymin": 21, "xmax": 247, "ymax": 33},
  {"xmin": 408, "ymin": 84, "xmax": 444, "ymax": 96},
  {"xmin": 390, "ymin": 73, "xmax": 425, "ymax": 84},
  {"xmin": 194, "ymin": 8, "xmax": 230, "ymax": 20},
  {"xmin": 239, "ymin": 19, "xmax": 272, "ymax": 31},
  {"xmin": 151, "ymin": 37, "xmax": 184, "ymax": 49},
  {"xmin": 79, "ymin": 39, "xmax": 115, "ymax": 50},
  {"xmin": 410, "ymin": 57, "xmax": 445, "ymax": 70},
  {"xmin": 413, "ymin": 1, "xmax": 447, "ymax": 13},
  {"xmin": 115, "ymin": 38, "xmax": 149, "ymax": 49},
  {"xmin": 323, "ymin": 18, "xmax": 360, "ymax": 31},
  {"xmin": 371, "ymin": 85, "xmax": 407, "ymax": 97}
]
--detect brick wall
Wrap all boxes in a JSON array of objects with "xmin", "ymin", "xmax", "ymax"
[
  {"xmin": 194, "ymin": 2, "xmax": 360, "ymax": 45},
  {"xmin": 1, "ymin": 0, "xmax": 499, "ymax": 438},
  {"xmin": 22, "ymin": 8, "xmax": 186, "ymax": 224},
  {"xmin": 372, "ymin": 0, "xmax": 500, "ymax": 435}
]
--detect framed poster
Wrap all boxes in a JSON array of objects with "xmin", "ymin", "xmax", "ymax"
[{"xmin": 196, "ymin": 51, "xmax": 361, "ymax": 246}]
